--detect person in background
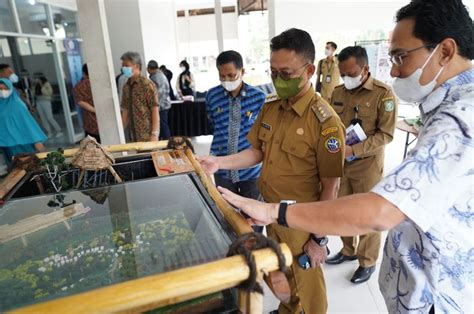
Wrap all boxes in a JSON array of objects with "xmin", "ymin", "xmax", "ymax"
[
  {"xmin": 217, "ymin": 0, "xmax": 473, "ymax": 312},
  {"xmin": 0, "ymin": 78, "xmax": 46, "ymax": 162},
  {"xmin": 120, "ymin": 51, "xmax": 160, "ymax": 142},
  {"xmin": 73, "ymin": 64, "xmax": 100, "ymax": 143},
  {"xmin": 316, "ymin": 41, "xmax": 341, "ymax": 102},
  {"xmin": 116, "ymin": 67, "xmax": 129, "ymax": 104},
  {"xmin": 199, "ymin": 29, "xmax": 346, "ymax": 313},
  {"xmin": 326, "ymin": 46, "xmax": 397, "ymax": 284},
  {"xmin": 205, "ymin": 50, "xmax": 265, "ymax": 231},
  {"xmin": 0, "ymin": 64, "xmax": 34, "ymax": 112},
  {"xmin": 160, "ymin": 65, "xmax": 177, "ymax": 101},
  {"xmin": 34, "ymin": 76, "xmax": 63, "ymax": 139},
  {"xmin": 176, "ymin": 60, "xmax": 195, "ymax": 98},
  {"xmin": 147, "ymin": 60, "xmax": 171, "ymax": 140}
]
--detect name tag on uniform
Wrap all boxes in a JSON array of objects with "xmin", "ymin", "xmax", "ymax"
[
  {"xmin": 333, "ymin": 101, "xmax": 343, "ymax": 106},
  {"xmin": 261, "ymin": 122, "xmax": 272, "ymax": 131}
]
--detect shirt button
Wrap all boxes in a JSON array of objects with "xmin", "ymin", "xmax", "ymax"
[
  {"xmin": 291, "ymin": 147, "xmax": 296, "ymax": 151},
  {"xmin": 269, "ymin": 160, "xmax": 273, "ymax": 165}
]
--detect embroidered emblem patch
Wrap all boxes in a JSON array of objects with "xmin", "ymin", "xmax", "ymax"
[
  {"xmin": 325, "ymin": 137, "xmax": 341, "ymax": 154},
  {"xmin": 384, "ymin": 100, "xmax": 395, "ymax": 112}
]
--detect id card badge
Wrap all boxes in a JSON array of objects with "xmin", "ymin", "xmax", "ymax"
[{"xmin": 325, "ymin": 75, "xmax": 332, "ymax": 83}]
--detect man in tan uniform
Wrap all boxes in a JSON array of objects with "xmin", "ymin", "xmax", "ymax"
[
  {"xmin": 316, "ymin": 41, "xmax": 341, "ymax": 102},
  {"xmin": 198, "ymin": 28, "xmax": 345, "ymax": 313},
  {"xmin": 326, "ymin": 46, "xmax": 397, "ymax": 284}
]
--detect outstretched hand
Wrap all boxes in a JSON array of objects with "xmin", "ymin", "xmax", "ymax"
[
  {"xmin": 218, "ymin": 186, "xmax": 277, "ymax": 226},
  {"xmin": 196, "ymin": 155, "xmax": 219, "ymax": 175}
]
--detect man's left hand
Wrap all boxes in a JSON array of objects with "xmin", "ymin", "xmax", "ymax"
[
  {"xmin": 218, "ymin": 186, "xmax": 277, "ymax": 226},
  {"xmin": 303, "ymin": 239, "xmax": 328, "ymax": 268}
]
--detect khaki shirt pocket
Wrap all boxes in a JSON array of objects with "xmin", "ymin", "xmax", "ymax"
[
  {"xmin": 358, "ymin": 104, "xmax": 377, "ymax": 125},
  {"xmin": 281, "ymin": 136, "xmax": 310, "ymax": 158}
]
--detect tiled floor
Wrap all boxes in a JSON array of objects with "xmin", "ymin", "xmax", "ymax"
[{"xmin": 190, "ymin": 105, "xmax": 417, "ymax": 313}]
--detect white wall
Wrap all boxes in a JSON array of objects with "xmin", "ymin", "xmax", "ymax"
[
  {"xmin": 104, "ymin": 0, "xmax": 146, "ymax": 76},
  {"xmin": 273, "ymin": 0, "xmax": 409, "ymax": 35},
  {"xmin": 271, "ymin": 0, "xmax": 410, "ymax": 59},
  {"xmin": 138, "ymin": 0, "xmax": 180, "ymax": 74}
]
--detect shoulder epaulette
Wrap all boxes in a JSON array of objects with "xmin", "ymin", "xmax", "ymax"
[
  {"xmin": 373, "ymin": 79, "xmax": 391, "ymax": 90},
  {"xmin": 311, "ymin": 100, "xmax": 332, "ymax": 123},
  {"xmin": 265, "ymin": 94, "xmax": 280, "ymax": 103}
]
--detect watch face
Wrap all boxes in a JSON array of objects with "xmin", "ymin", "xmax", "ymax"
[{"xmin": 319, "ymin": 237, "xmax": 329, "ymax": 246}]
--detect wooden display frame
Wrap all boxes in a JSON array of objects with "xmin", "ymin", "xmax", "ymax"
[{"xmin": 4, "ymin": 143, "xmax": 291, "ymax": 313}]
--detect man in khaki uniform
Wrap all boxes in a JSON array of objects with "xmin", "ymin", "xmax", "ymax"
[
  {"xmin": 198, "ymin": 28, "xmax": 345, "ymax": 313},
  {"xmin": 326, "ymin": 46, "xmax": 397, "ymax": 284},
  {"xmin": 316, "ymin": 41, "xmax": 341, "ymax": 102}
]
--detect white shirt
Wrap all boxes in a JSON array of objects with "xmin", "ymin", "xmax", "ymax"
[{"xmin": 373, "ymin": 68, "xmax": 474, "ymax": 313}]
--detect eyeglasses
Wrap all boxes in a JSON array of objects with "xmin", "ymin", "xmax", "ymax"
[
  {"xmin": 389, "ymin": 44, "xmax": 436, "ymax": 66},
  {"xmin": 270, "ymin": 63, "xmax": 309, "ymax": 81}
]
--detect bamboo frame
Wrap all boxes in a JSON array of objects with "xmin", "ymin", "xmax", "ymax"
[
  {"xmin": 0, "ymin": 169, "xmax": 26, "ymax": 200},
  {"xmin": 12, "ymin": 245, "xmax": 292, "ymax": 314},
  {"xmin": 185, "ymin": 149, "xmax": 253, "ymax": 236},
  {"xmin": 36, "ymin": 141, "xmax": 169, "ymax": 159}
]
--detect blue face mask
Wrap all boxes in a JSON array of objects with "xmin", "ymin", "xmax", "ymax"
[
  {"xmin": 122, "ymin": 66, "xmax": 133, "ymax": 78},
  {"xmin": 9, "ymin": 73, "xmax": 19, "ymax": 84}
]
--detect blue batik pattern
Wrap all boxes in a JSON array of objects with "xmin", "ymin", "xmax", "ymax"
[{"xmin": 373, "ymin": 68, "xmax": 474, "ymax": 313}]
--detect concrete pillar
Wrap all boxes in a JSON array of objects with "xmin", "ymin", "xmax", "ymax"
[
  {"xmin": 215, "ymin": 0, "xmax": 224, "ymax": 53},
  {"xmin": 76, "ymin": 0, "xmax": 125, "ymax": 145},
  {"xmin": 268, "ymin": 0, "xmax": 276, "ymax": 39}
]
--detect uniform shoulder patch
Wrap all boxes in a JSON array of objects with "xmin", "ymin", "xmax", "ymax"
[
  {"xmin": 311, "ymin": 101, "xmax": 333, "ymax": 123},
  {"xmin": 384, "ymin": 98, "xmax": 395, "ymax": 112},
  {"xmin": 264, "ymin": 94, "xmax": 280, "ymax": 103},
  {"xmin": 325, "ymin": 136, "xmax": 342, "ymax": 154}
]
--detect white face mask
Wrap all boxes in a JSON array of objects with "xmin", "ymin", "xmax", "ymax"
[
  {"xmin": 342, "ymin": 71, "xmax": 364, "ymax": 90},
  {"xmin": 180, "ymin": 66, "xmax": 186, "ymax": 72},
  {"xmin": 324, "ymin": 49, "xmax": 333, "ymax": 57},
  {"xmin": 392, "ymin": 44, "xmax": 444, "ymax": 103},
  {"xmin": 221, "ymin": 73, "xmax": 242, "ymax": 92},
  {"xmin": 0, "ymin": 90, "xmax": 13, "ymax": 99}
]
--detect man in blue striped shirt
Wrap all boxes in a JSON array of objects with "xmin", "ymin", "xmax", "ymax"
[{"xmin": 206, "ymin": 50, "xmax": 265, "ymax": 208}]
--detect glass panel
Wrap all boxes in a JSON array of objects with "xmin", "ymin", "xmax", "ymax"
[
  {"xmin": 0, "ymin": 174, "xmax": 232, "ymax": 311},
  {"xmin": 0, "ymin": 0, "xmax": 15, "ymax": 32},
  {"xmin": 15, "ymin": 0, "xmax": 49, "ymax": 35},
  {"xmin": 50, "ymin": 6, "xmax": 80, "ymax": 38}
]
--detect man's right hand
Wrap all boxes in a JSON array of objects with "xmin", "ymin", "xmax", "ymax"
[{"xmin": 196, "ymin": 155, "xmax": 219, "ymax": 175}]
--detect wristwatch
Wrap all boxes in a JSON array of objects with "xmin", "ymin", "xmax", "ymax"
[
  {"xmin": 311, "ymin": 234, "xmax": 329, "ymax": 246},
  {"xmin": 151, "ymin": 130, "xmax": 159, "ymax": 137},
  {"xmin": 277, "ymin": 200, "xmax": 296, "ymax": 227}
]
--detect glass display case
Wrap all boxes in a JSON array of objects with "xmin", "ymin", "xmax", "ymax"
[{"xmin": 0, "ymin": 173, "xmax": 237, "ymax": 312}]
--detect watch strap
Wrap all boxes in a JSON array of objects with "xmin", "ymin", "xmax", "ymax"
[{"xmin": 277, "ymin": 202, "xmax": 289, "ymax": 227}]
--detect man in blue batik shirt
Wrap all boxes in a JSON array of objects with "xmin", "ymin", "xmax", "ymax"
[
  {"xmin": 205, "ymin": 51, "xmax": 265, "ymax": 207},
  {"xmin": 217, "ymin": 1, "xmax": 474, "ymax": 313}
]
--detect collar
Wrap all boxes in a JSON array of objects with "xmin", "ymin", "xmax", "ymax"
[
  {"xmin": 360, "ymin": 74, "xmax": 374, "ymax": 91},
  {"xmin": 421, "ymin": 67, "xmax": 474, "ymax": 114},
  {"xmin": 127, "ymin": 74, "xmax": 143, "ymax": 84},
  {"xmin": 281, "ymin": 85, "xmax": 315, "ymax": 116}
]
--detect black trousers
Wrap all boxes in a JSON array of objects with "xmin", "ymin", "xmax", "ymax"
[{"xmin": 214, "ymin": 175, "xmax": 263, "ymax": 233}]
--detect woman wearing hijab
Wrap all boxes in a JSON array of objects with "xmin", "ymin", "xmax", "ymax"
[
  {"xmin": 176, "ymin": 60, "xmax": 196, "ymax": 98},
  {"xmin": 0, "ymin": 78, "xmax": 47, "ymax": 162}
]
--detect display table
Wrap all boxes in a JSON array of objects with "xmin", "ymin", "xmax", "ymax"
[
  {"xmin": 168, "ymin": 99, "xmax": 211, "ymax": 137},
  {"xmin": 396, "ymin": 119, "xmax": 420, "ymax": 159}
]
